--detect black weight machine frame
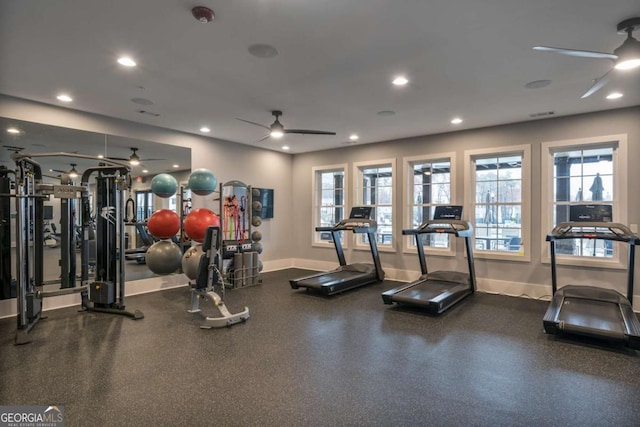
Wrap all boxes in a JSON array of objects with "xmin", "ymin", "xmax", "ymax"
[{"xmin": 11, "ymin": 152, "xmax": 143, "ymax": 345}]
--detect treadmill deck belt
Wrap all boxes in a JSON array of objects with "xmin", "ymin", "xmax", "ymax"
[
  {"xmin": 559, "ymin": 298, "xmax": 625, "ymax": 335},
  {"xmin": 299, "ymin": 269, "xmax": 372, "ymax": 288},
  {"xmin": 392, "ymin": 280, "xmax": 463, "ymax": 303}
]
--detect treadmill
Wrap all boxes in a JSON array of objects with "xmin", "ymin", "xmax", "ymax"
[
  {"xmin": 290, "ymin": 206, "xmax": 385, "ymax": 295},
  {"xmin": 543, "ymin": 204, "xmax": 640, "ymax": 349},
  {"xmin": 382, "ymin": 205, "xmax": 476, "ymax": 314}
]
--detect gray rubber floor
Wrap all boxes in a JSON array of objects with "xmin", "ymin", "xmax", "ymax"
[{"xmin": 1, "ymin": 268, "xmax": 639, "ymax": 426}]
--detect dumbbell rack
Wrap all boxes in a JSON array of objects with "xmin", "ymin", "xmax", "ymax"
[{"xmin": 220, "ymin": 240, "xmax": 261, "ymax": 288}]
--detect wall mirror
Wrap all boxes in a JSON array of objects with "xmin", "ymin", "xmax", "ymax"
[{"xmin": 0, "ymin": 117, "xmax": 191, "ymax": 299}]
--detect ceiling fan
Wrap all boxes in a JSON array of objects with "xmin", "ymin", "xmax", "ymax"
[
  {"xmin": 533, "ymin": 17, "xmax": 640, "ymax": 98},
  {"xmin": 51, "ymin": 163, "xmax": 79, "ymax": 178},
  {"xmin": 237, "ymin": 110, "xmax": 337, "ymax": 142},
  {"xmin": 109, "ymin": 147, "xmax": 164, "ymax": 165}
]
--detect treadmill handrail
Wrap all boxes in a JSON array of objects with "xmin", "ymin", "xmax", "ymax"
[
  {"xmin": 547, "ymin": 221, "xmax": 638, "ymax": 243},
  {"xmin": 316, "ymin": 219, "xmax": 378, "ymax": 233},
  {"xmin": 403, "ymin": 219, "xmax": 473, "ymax": 237}
]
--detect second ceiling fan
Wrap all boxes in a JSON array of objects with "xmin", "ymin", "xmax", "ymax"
[
  {"xmin": 237, "ymin": 110, "xmax": 336, "ymax": 142},
  {"xmin": 532, "ymin": 17, "xmax": 640, "ymax": 98}
]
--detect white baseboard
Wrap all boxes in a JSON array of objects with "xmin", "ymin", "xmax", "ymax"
[
  {"xmin": 2, "ymin": 260, "xmax": 637, "ymax": 319},
  {"xmin": 0, "ymin": 274, "xmax": 189, "ymax": 320},
  {"xmin": 476, "ymin": 278, "xmax": 552, "ymax": 301}
]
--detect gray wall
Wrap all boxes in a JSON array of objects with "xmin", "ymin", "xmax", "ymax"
[
  {"xmin": 292, "ymin": 106, "xmax": 640, "ymax": 295},
  {"xmin": 0, "ymin": 95, "xmax": 294, "ymax": 262},
  {"xmin": 2, "ymin": 93, "xmax": 639, "ymax": 297}
]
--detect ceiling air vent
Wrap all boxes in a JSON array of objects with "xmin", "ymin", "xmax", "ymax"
[
  {"xmin": 529, "ymin": 111, "xmax": 555, "ymax": 118},
  {"xmin": 137, "ymin": 110, "xmax": 160, "ymax": 117}
]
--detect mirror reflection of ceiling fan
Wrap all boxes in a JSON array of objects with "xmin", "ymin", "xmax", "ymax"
[
  {"xmin": 108, "ymin": 147, "xmax": 164, "ymax": 165},
  {"xmin": 533, "ymin": 17, "xmax": 640, "ymax": 98},
  {"xmin": 237, "ymin": 110, "xmax": 337, "ymax": 142},
  {"xmin": 51, "ymin": 163, "xmax": 79, "ymax": 178}
]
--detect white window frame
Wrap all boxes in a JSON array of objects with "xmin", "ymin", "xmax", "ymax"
[
  {"xmin": 402, "ymin": 152, "xmax": 456, "ymax": 256},
  {"xmin": 540, "ymin": 134, "xmax": 628, "ymax": 269},
  {"xmin": 464, "ymin": 144, "xmax": 531, "ymax": 262},
  {"xmin": 311, "ymin": 164, "xmax": 348, "ymax": 248},
  {"xmin": 353, "ymin": 158, "xmax": 396, "ymax": 252}
]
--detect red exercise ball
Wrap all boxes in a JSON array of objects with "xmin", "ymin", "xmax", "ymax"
[
  {"xmin": 147, "ymin": 209, "xmax": 180, "ymax": 239},
  {"xmin": 184, "ymin": 208, "xmax": 220, "ymax": 243}
]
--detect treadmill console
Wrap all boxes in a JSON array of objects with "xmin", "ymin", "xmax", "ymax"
[
  {"xmin": 569, "ymin": 204, "xmax": 612, "ymax": 222},
  {"xmin": 433, "ymin": 205, "xmax": 463, "ymax": 220},
  {"xmin": 349, "ymin": 206, "xmax": 373, "ymax": 219}
]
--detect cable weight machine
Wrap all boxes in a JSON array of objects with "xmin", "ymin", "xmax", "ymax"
[{"xmin": 11, "ymin": 152, "xmax": 143, "ymax": 345}]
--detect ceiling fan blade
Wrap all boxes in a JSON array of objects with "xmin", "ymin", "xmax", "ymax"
[
  {"xmin": 580, "ymin": 69, "xmax": 613, "ymax": 99},
  {"xmin": 256, "ymin": 135, "xmax": 271, "ymax": 143},
  {"xmin": 532, "ymin": 46, "xmax": 617, "ymax": 60},
  {"xmin": 236, "ymin": 118, "xmax": 270, "ymax": 130},
  {"xmin": 285, "ymin": 129, "xmax": 337, "ymax": 136}
]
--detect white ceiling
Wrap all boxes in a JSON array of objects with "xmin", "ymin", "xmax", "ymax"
[{"xmin": 0, "ymin": 0, "xmax": 639, "ymax": 154}]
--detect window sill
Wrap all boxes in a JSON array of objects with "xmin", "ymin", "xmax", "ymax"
[
  {"xmin": 541, "ymin": 255, "xmax": 625, "ymax": 270},
  {"xmin": 473, "ymin": 251, "xmax": 531, "ymax": 262},
  {"xmin": 403, "ymin": 247, "xmax": 456, "ymax": 257},
  {"xmin": 312, "ymin": 242, "xmax": 348, "ymax": 249},
  {"xmin": 355, "ymin": 244, "xmax": 396, "ymax": 253}
]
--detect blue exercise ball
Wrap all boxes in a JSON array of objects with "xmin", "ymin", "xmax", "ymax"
[
  {"xmin": 151, "ymin": 173, "xmax": 178, "ymax": 198},
  {"xmin": 188, "ymin": 168, "xmax": 217, "ymax": 196}
]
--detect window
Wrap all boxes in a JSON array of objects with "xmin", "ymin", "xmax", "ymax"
[
  {"xmin": 354, "ymin": 159, "xmax": 395, "ymax": 250},
  {"xmin": 465, "ymin": 145, "xmax": 530, "ymax": 261},
  {"xmin": 312, "ymin": 165, "xmax": 346, "ymax": 246},
  {"xmin": 404, "ymin": 153, "xmax": 455, "ymax": 252},
  {"xmin": 541, "ymin": 135, "xmax": 628, "ymax": 268},
  {"xmin": 136, "ymin": 190, "xmax": 154, "ymax": 222}
]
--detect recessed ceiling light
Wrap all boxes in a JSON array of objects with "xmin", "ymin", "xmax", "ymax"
[
  {"xmin": 525, "ymin": 80, "xmax": 551, "ymax": 89},
  {"xmin": 200, "ymin": 126, "xmax": 211, "ymax": 133},
  {"xmin": 606, "ymin": 92, "xmax": 623, "ymax": 100},
  {"xmin": 56, "ymin": 94, "xmax": 73, "ymax": 102},
  {"xmin": 97, "ymin": 154, "xmax": 104, "ymax": 159},
  {"xmin": 117, "ymin": 56, "xmax": 137, "ymax": 67},
  {"xmin": 6, "ymin": 127, "xmax": 20, "ymax": 134},
  {"xmin": 282, "ymin": 146, "xmax": 290, "ymax": 151},
  {"xmin": 451, "ymin": 117, "xmax": 463, "ymax": 125},
  {"xmin": 349, "ymin": 134, "xmax": 359, "ymax": 141},
  {"xmin": 392, "ymin": 76, "xmax": 409, "ymax": 86},
  {"xmin": 377, "ymin": 110, "xmax": 396, "ymax": 117},
  {"xmin": 142, "ymin": 169, "xmax": 149, "ymax": 173},
  {"xmin": 248, "ymin": 44, "xmax": 279, "ymax": 58},
  {"xmin": 172, "ymin": 164, "xmax": 179, "ymax": 168},
  {"xmin": 131, "ymin": 97, "xmax": 153, "ymax": 105}
]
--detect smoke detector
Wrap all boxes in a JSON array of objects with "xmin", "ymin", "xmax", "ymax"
[{"xmin": 192, "ymin": 6, "xmax": 214, "ymax": 23}]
